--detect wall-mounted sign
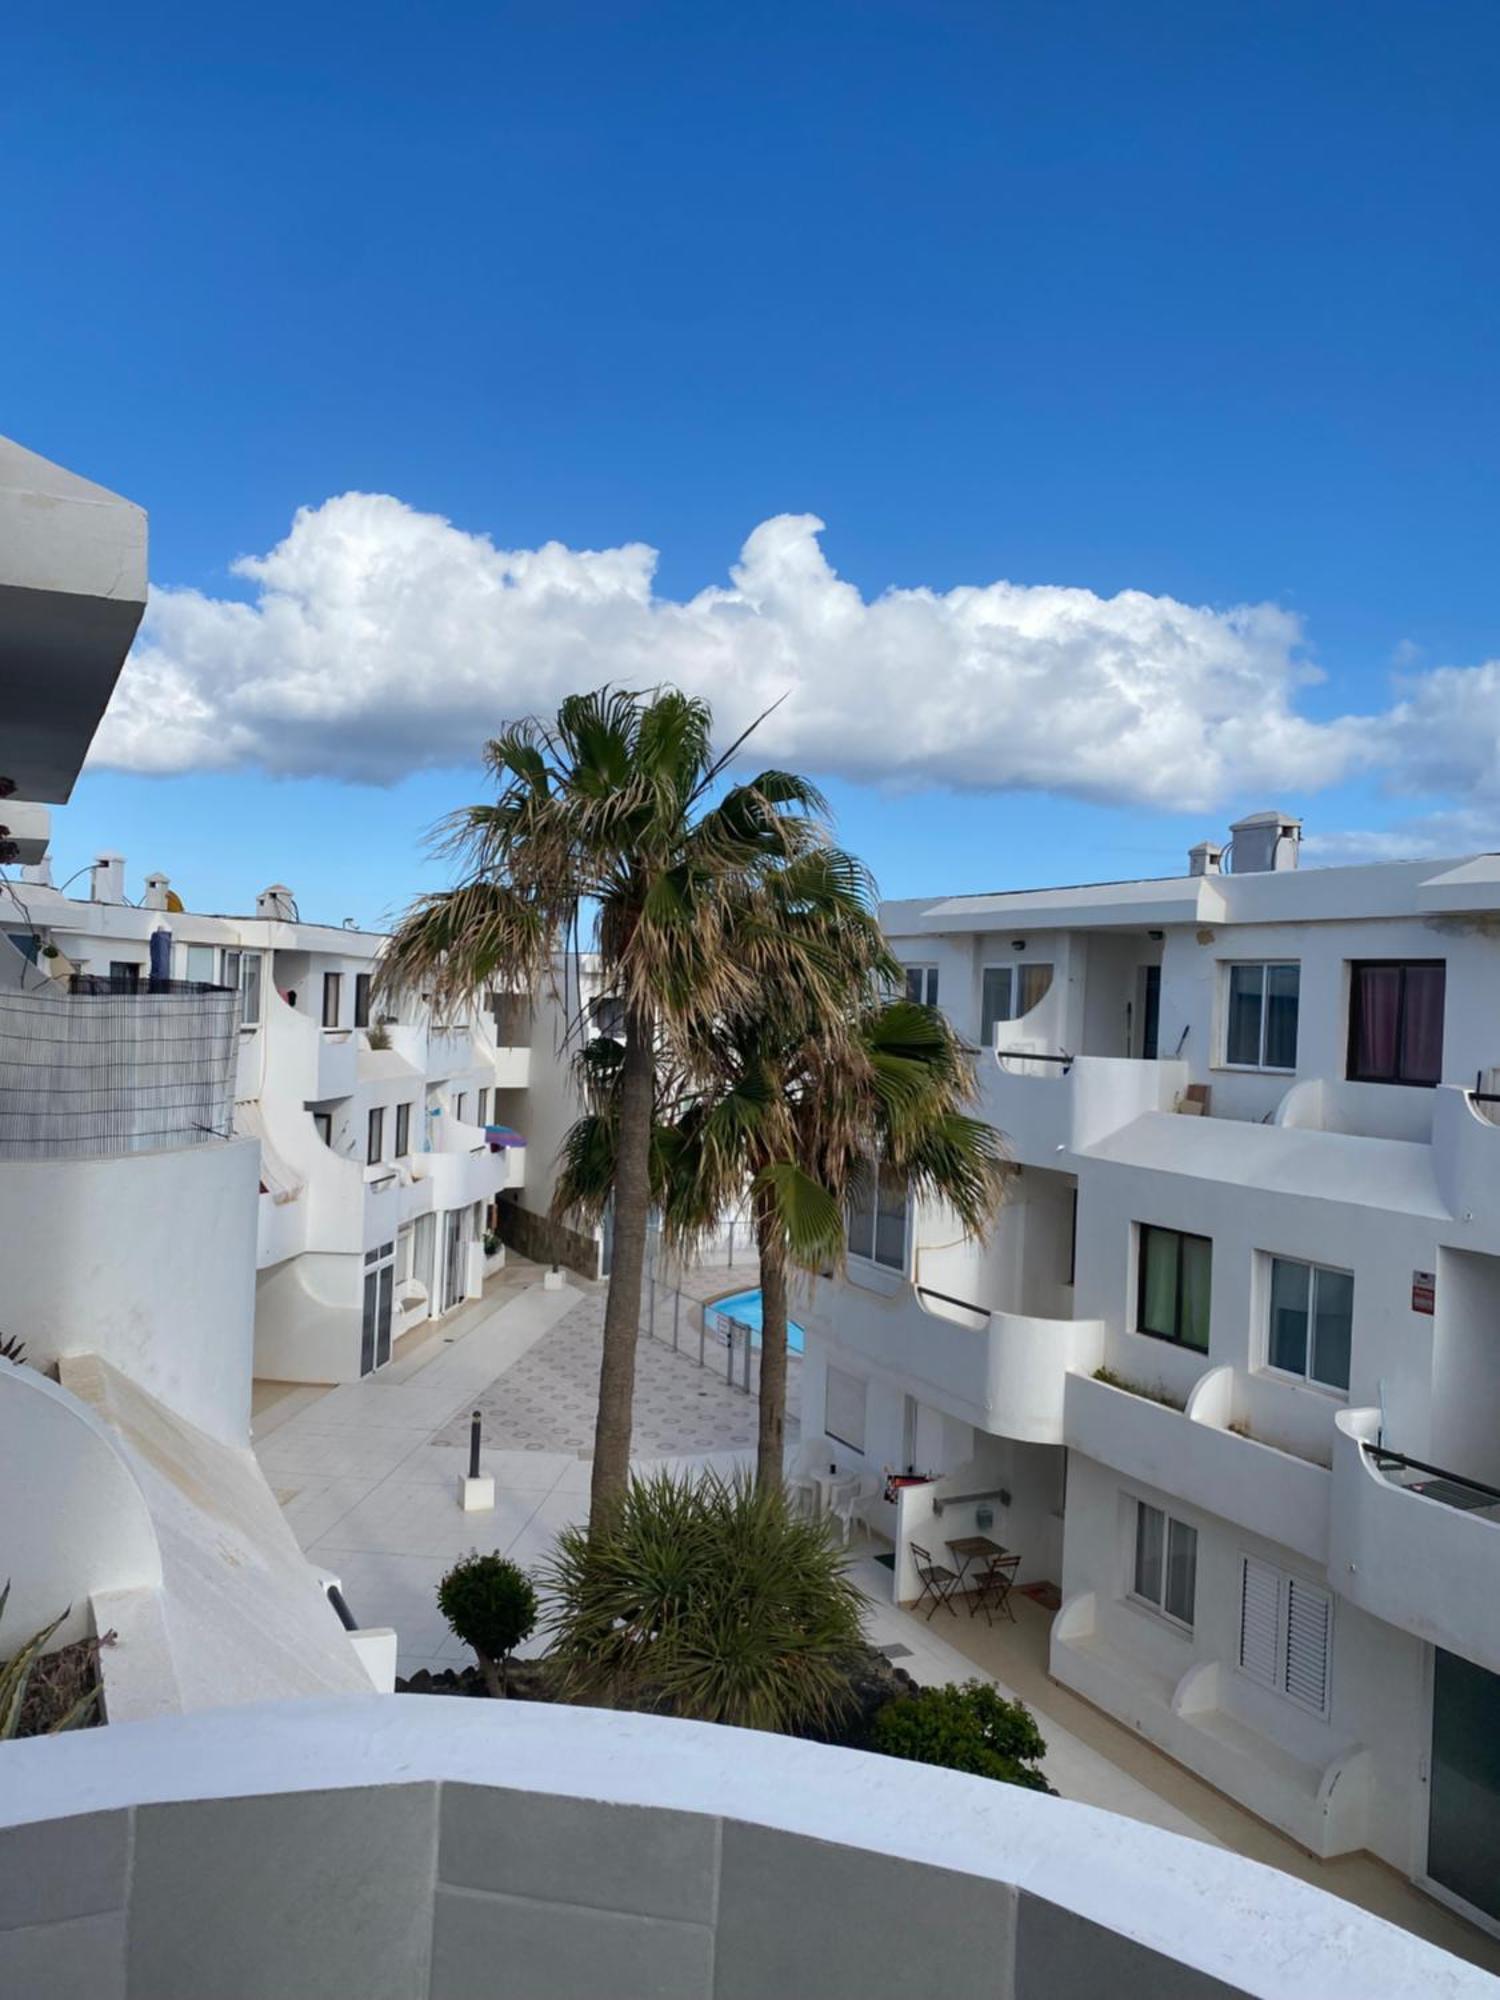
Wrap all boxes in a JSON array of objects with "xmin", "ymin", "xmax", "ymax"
[{"xmin": 1412, "ymin": 1270, "xmax": 1436, "ymax": 1316}]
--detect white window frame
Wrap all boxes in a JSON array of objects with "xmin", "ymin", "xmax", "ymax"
[
  {"xmin": 183, "ymin": 943, "xmax": 215, "ymax": 984},
  {"xmin": 1262, "ymin": 1254, "xmax": 1352, "ymax": 1395},
  {"xmin": 903, "ymin": 963, "xmax": 940, "ymax": 1007},
  {"xmin": 367, "ymin": 1106, "xmax": 385, "ymax": 1166},
  {"xmin": 1128, "ymin": 1499, "xmax": 1197, "ymax": 1631},
  {"xmin": 394, "ymin": 1102, "xmax": 411, "ymax": 1157},
  {"xmin": 1238, "ymin": 1554, "xmax": 1332, "ymax": 1718},
  {"xmin": 846, "ymin": 1160, "xmax": 909, "ymax": 1274},
  {"xmin": 1221, "ymin": 960, "xmax": 1299, "ymax": 1073}
]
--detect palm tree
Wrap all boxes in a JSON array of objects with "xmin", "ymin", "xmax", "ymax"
[
  {"xmin": 558, "ymin": 862, "xmax": 1010, "ymax": 1490},
  {"xmin": 379, "ymin": 686, "xmax": 848, "ymax": 1522},
  {"xmin": 677, "ymin": 992, "xmax": 1010, "ymax": 1488}
]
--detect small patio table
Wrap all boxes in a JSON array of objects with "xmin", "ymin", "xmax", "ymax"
[{"xmin": 945, "ymin": 1534, "xmax": 1008, "ymax": 1605}]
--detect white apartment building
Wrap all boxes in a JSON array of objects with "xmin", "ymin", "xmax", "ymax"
[
  {"xmin": 0, "ymin": 432, "xmax": 388, "ymax": 1712},
  {"xmin": 4, "ymin": 867, "xmax": 527, "ymax": 1382},
  {"xmin": 801, "ymin": 811, "xmax": 1500, "ymax": 1934}
]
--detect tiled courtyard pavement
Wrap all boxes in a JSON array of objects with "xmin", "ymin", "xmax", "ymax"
[{"xmin": 432, "ymin": 1261, "xmax": 801, "ymax": 1457}]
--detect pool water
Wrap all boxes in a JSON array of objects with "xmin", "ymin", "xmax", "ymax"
[{"xmin": 711, "ymin": 1287, "xmax": 805, "ymax": 1355}]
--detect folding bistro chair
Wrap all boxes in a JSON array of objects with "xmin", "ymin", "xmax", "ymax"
[
  {"xmin": 910, "ymin": 1542, "xmax": 962, "ymax": 1620},
  {"xmin": 971, "ymin": 1552, "xmax": 1020, "ymax": 1626}
]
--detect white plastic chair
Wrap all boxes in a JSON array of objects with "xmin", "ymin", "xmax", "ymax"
[
  {"xmin": 828, "ymin": 1474, "xmax": 874, "ymax": 1546},
  {"xmin": 785, "ymin": 1475, "xmax": 818, "ymax": 1519}
]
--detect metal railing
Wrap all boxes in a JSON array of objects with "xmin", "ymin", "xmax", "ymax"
[
  {"xmin": 636, "ymin": 1259, "xmax": 799, "ymax": 1400},
  {"xmin": 915, "ymin": 1282, "xmax": 991, "ymax": 1323},
  {"xmin": 1367, "ymin": 1445, "xmax": 1500, "ymax": 1515}
]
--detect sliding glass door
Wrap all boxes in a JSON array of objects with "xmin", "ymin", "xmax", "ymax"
[{"xmin": 1428, "ymin": 1648, "xmax": 1500, "ymax": 1926}]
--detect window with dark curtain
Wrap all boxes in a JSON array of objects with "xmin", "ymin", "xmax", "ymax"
[
  {"xmin": 322, "ymin": 971, "xmax": 342, "ymax": 1029},
  {"xmin": 354, "ymin": 973, "xmax": 371, "ymax": 1028},
  {"xmin": 1348, "ymin": 961, "xmax": 1445, "ymax": 1085}
]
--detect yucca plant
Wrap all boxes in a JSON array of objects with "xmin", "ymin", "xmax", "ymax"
[
  {"xmin": 0, "ymin": 1333, "xmax": 27, "ymax": 1365},
  {"xmin": 0, "ymin": 1584, "xmax": 100, "ymax": 1739},
  {"xmin": 539, "ymin": 1469, "xmax": 866, "ymax": 1734}
]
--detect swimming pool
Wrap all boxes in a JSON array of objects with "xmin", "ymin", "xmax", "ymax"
[{"xmin": 709, "ymin": 1287, "xmax": 805, "ymax": 1355}]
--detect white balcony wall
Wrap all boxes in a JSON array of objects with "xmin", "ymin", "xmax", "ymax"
[
  {"xmin": 1331, "ymin": 1407, "xmax": 1500, "ymax": 1677},
  {"xmin": 1064, "ymin": 1368, "xmax": 1331, "ymax": 1566},
  {"xmin": 981, "ymin": 1053, "xmax": 1188, "ymax": 1166},
  {"xmin": 0, "ymin": 1139, "xmax": 259, "ymax": 1444},
  {"xmin": 818, "ymin": 1274, "xmax": 1102, "ymax": 1441}
]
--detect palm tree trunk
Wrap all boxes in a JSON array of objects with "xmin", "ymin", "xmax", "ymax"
[
  {"xmin": 755, "ymin": 1205, "xmax": 789, "ymax": 1491},
  {"xmin": 589, "ymin": 1003, "xmax": 655, "ymax": 1526}
]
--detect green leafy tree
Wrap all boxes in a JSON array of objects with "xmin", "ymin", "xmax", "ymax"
[
  {"xmin": 437, "ymin": 1553, "xmax": 538, "ymax": 1697},
  {"xmin": 539, "ymin": 1468, "xmax": 866, "ymax": 1733},
  {"xmin": 869, "ymin": 1679, "xmax": 1054, "ymax": 1791},
  {"xmin": 380, "ymin": 686, "xmax": 845, "ymax": 1523}
]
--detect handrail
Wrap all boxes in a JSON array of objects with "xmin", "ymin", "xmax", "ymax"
[
  {"xmin": 1367, "ymin": 1444, "xmax": 1500, "ymax": 1509},
  {"xmin": 995, "ymin": 1047, "xmax": 1074, "ymax": 1069},
  {"xmin": 915, "ymin": 1283, "xmax": 991, "ymax": 1322},
  {"xmin": 325, "ymin": 1583, "xmax": 359, "ymax": 1632},
  {"xmin": 932, "ymin": 1486, "xmax": 1008, "ymax": 1518}
]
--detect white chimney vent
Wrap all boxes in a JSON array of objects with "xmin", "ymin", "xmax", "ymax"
[
  {"xmin": 143, "ymin": 871, "xmax": 171, "ymax": 910},
  {"xmin": 256, "ymin": 883, "xmax": 297, "ymax": 921},
  {"xmin": 1188, "ymin": 840, "xmax": 1223, "ymax": 878},
  {"xmin": 1228, "ymin": 811, "xmax": 1301, "ymax": 874},
  {"xmin": 90, "ymin": 852, "xmax": 125, "ymax": 904}
]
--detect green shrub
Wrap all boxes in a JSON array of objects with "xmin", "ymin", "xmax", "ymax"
[
  {"xmin": 539, "ymin": 1469, "xmax": 865, "ymax": 1734},
  {"xmin": 0, "ymin": 1583, "xmax": 99, "ymax": 1740},
  {"xmin": 437, "ymin": 1554, "xmax": 537, "ymax": 1696},
  {"xmin": 869, "ymin": 1680, "xmax": 1054, "ymax": 1792}
]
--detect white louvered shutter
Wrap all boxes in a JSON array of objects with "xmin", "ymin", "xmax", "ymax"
[
  {"xmin": 1239, "ymin": 1556, "xmax": 1280, "ymax": 1688},
  {"xmin": 1284, "ymin": 1576, "xmax": 1332, "ymax": 1715}
]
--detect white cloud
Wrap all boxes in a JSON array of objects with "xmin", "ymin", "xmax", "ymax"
[
  {"xmin": 94, "ymin": 495, "xmax": 1381, "ymax": 809},
  {"xmin": 96, "ymin": 494, "xmax": 1500, "ymax": 865}
]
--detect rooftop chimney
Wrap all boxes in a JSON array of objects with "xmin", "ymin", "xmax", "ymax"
[
  {"xmin": 143, "ymin": 871, "xmax": 171, "ymax": 910},
  {"xmin": 90, "ymin": 852, "xmax": 125, "ymax": 904},
  {"xmin": 1188, "ymin": 840, "xmax": 1223, "ymax": 878},
  {"xmin": 256, "ymin": 883, "xmax": 297, "ymax": 921},
  {"xmin": 1228, "ymin": 811, "xmax": 1302, "ymax": 874}
]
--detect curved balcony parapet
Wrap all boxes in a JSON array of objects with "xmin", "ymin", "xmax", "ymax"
[
  {"xmin": 1330, "ymin": 1406, "xmax": 1500, "ymax": 1671},
  {"xmin": 981, "ymin": 1051, "xmax": 1189, "ymax": 1164}
]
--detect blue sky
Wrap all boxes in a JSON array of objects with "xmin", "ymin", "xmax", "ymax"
[{"xmin": 6, "ymin": 1, "xmax": 1499, "ymax": 926}]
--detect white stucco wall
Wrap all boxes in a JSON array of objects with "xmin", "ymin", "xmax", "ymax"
[{"xmin": 0, "ymin": 1138, "xmax": 260, "ymax": 1444}]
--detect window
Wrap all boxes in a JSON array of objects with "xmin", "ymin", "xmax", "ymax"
[
  {"xmin": 454, "ymin": 1091, "xmax": 468, "ymax": 1125},
  {"xmin": 590, "ymin": 993, "xmax": 626, "ymax": 1041},
  {"xmin": 477, "ymin": 1088, "xmax": 490, "ymax": 1128},
  {"xmin": 1224, "ymin": 962, "xmax": 1299, "ymax": 1070},
  {"xmin": 1267, "ymin": 1256, "xmax": 1352, "ymax": 1392},
  {"xmin": 1137, "ymin": 1225, "xmax": 1211, "ymax": 1351},
  {"xmin": 394, "ymin": 1102, "xmax": 411, "ymax": 1156},
  {"xmin": 1348, "ymin": 960, "xmax": 1445, "ymax": 1086},
  {"xmin": 825, "ymin": 1366, "xmax": 867, "ymax": 1454},
  {"xmin": 395, "ymin": 1228, "xmax": 413, "ymax": 1285},
  {"xmin": 904, "ymin": 964, "xmax": 939, "ymax": 1006},
  {"xmin": 1239, "ymin": 1556, "xmax": 1331, "ymax": 1715},
  {"xmin": 354, "ymin": 972, "xmax": 372, "ymax": 1028},
  {"xmin": 847, "ymin": 1161, "xmax": 908, "ymax": 1273},
  {"xmin": 312, "ymin": 1112, "xmax": 333, "ymax": 1148},
  {"xmin": 108, "ymin": 960, "xmax": 140, "ymax": 990},
  {"xmin": 238, "ymin": 951, "xmax": 263, "ymax": 1026},
  {"xmin": 184, "ymin": 944, "xmax": 215, "ymax": 984},
  {"xmin": 980, "ymin": 962, "xmax": 1053, "ymax": 1044},
  {"xmin": 322, "ymin": 971, "xmax": 342, "ymax": 1028},
  {"xmin": 1131, "ymin": 1502, "xmax": 1197, "ymax": 1627},
  {"xmin": 367, "ymin": 1106, "xmax": 385, "ymax": 1165}
]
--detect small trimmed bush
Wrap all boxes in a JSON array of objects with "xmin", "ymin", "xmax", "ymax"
[
  {"xmin": 437, "ymin": 1554, "xmax": 537, "ymax": 1696},
  {"xmin": 869, "ymin": 1679, "xmax": 1054, "ymax": 1792}
]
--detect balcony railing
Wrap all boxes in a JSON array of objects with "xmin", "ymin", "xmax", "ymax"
[
  {"xmin": 0, "ymin": 980, "xmax": 238, "ymax": 1159},
  {"xmin": 1367, "ymin": 1446, "xmax": 1500, "ymax": 1520}
]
